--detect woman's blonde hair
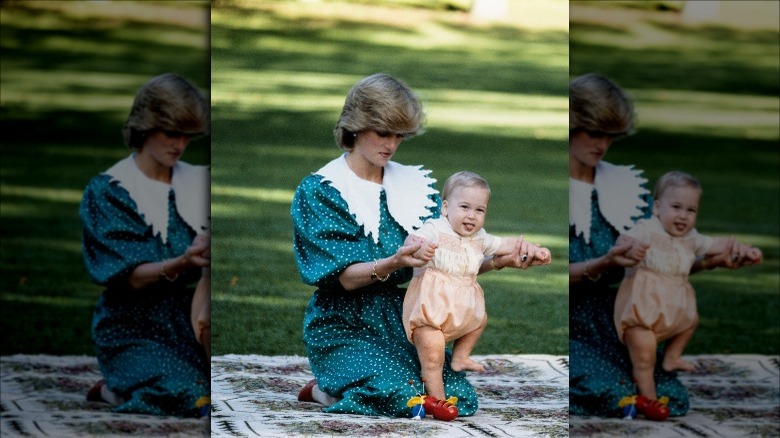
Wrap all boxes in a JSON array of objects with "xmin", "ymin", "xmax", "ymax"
[
  {"xmin": 441, "ymin": 171, "xmax": 491, "ymax": 201},
  {"xmin": 569, "ymin": 73, "xmax": 635, "ymax": 138},
  {"xmin": 653, "ymin": 171, "xmax": 702, "ymax": 200},
  {"xmin": 123, "ymin": 73, "xmax": 209, "ymax": 149},
  {"xmin": 334, "ymin": 73, "xmax": 424, "ymax": 150}
]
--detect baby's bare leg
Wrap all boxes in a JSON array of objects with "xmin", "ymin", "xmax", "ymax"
[
  {"xmin": 451, "ymin": 321, "xmax": 486, "ymax": 372},
  {"xmin": 192, "ymin": 271, "xmax": 211, "ymax": 357},
  {"xmin": 662, "ymin": 317, "xmax": 698, "ymax": 373},
  {"xmin": 624, "ymin": 327, "xmax": 658, "ymax": 399},
  {"xmin": 412, "ymin": 326, "xmax": 447, "ymax": 399}
]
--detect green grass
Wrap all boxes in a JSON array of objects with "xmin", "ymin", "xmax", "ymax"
[
  {"xmin": 571, "ymin": 2, "xmax": 779, "ymax": 355},
  {"xmin": 2, "ymin": 0, "xmax": 775, "ymax": 360},
  {"xmin": 210, "ymin": 1, "xmax": 570, "ymax": 356},
  {"xmin": 0, "ymin": 1, "xmax": 210, "ymax": 355}
]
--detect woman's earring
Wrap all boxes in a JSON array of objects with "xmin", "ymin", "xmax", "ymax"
[{"xmin": 353, "ymin": 133, "xmax": 357, "ymax": 138}]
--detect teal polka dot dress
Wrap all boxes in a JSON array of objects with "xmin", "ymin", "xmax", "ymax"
[
  {"xmin": 569, "ymin": 168, "xmax": 690, "ymax": 418},
  {"xmin": 80, "ymin": 160, "xmax": 209, "ymax": 417},
  {"xmin": 291, "ymin": 165, "xmax": 478, "ymax": 418}
]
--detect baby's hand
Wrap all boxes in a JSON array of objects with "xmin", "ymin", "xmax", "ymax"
[
  {"xmin": 192, "ymin": 234, "xmax": 211, "ymax": 260},
  {"xmin": 743, "ymin": 246, "xmax": 763, "ymax": 266},
  {"xmin": 533, "ymin": 247, "xmax": 552, "ymax": 265}
]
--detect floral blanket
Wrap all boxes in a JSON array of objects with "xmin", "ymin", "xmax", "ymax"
[
  {"xmin": 570, "ymin": 355, "xmax": 780, "ymax": 437},
  {"xmin": 0, "ymin": 354, "xmax": 209, "ymax": 437},
  {"xmin": 211, "ymin": 354, "xmax": 569, "ymax": 437},
  {"xmin": 2, "ymin": 354, "xmax": 777, "ymax": 437}
]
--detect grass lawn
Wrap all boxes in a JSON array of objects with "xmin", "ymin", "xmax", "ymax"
[
  {"xmin": 571, "ymin": 2, "xmax": 780, "ymax": 355},
  {"xmin": 0, "ymin": 1, "xmax": 210, "ymax": 355},
  {"xmin": 2, "ymin": 0, "xmax": 774, "ymax": 360},
  {"xmin": 210, "ymin": 0, "xmax": 570, "ymax": 356}
]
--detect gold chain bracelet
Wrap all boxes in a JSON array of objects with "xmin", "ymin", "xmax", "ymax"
[
  {"xmin": 370, "ymin": 260, "xmax": 390, "ymax": 282},
  {"xmin": 583, "ymin": 260, "xmax": 601, "ymax": 282},
  {"xmin": 160, "ymin": 259, "xmax": 179, "ymax": 282}
]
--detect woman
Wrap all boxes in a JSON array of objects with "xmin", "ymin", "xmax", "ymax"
[
  {"xmin": 291, "ymin": 73, "xmax": 540, "ymax": 418},
  {"xmin": 568, "ymin": 73, "xmax": 754, "ymax": 419},
  {"xmin": 80, "ymin": 73, "xmax": 211, "ymax": 417}
]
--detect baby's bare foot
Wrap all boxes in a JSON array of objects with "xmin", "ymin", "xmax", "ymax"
[
  {"xmin": 663, "ymin": 357, "xmax": 697, "ymax": 373},
  {"xmin": 451, "ymin": 357, "xmax": 485, "ymax": 372}
]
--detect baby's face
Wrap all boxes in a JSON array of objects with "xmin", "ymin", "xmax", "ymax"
[
  {"xmin": 654, "ymin": 185, "xmax": 701, "ymax": 237},
  {"xmin": 443, "ymin": 186, "xmax": 490, "ymax": 237}
]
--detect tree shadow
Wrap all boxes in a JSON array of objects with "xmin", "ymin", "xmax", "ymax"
[
  {"xmin": 212, "ymin": 7, "xmax": 568, "ymax": 96},
  {"xmin": 1, "ymin": 3, "xmax": 210, "ymax": 354},
  {"xmin": 570, "ymin": 22, "xmax": 779, "ymax": 95}
]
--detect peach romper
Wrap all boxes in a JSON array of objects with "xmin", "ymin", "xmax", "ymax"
[
  {"xmin": 403, "ymin": 217, "xmax": 502, "ymax": 343},
  {"xmin": 614, "ymin": 216, "xmax": 713, "ymax": 343}
]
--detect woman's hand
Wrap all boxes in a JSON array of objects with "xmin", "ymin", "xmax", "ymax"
[
  {"xmin": 338, "ymin": 243, "xmax": 430, "ymax": 291},
  {"xmin": 128, "ymin": 234, "xmax": 210, "ymax": 289},
  {"xmin": 731, "ymin": 241, "xmax": 763, "ymax": 267},
  {"xmin": 493, "ymin": 236, "xmax": 548, "ymax": 270},
  {"xmin": 403, "ymin": 235, "xmax": 437, "ymax": 263},
  {"xmin": 183, "ymin": 234, "xmax": 211, "ymax": 269},
  {"xmin": 395, "ymin": 242, "xmax": 433, "ymax": 268},
  {"xmin": 569, "ymin": 236, "xmax": 648, "ymax": 284},
  {"xmin": 701, "ymin": 238, "xmax": 763, "ymax": 270},
  {"xmin": 608, "ymin": 235, "xmax": 647, "ymax": 268}
]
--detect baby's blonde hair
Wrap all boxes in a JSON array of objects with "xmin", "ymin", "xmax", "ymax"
[
  {"xmin": 441, "ymin": 171, "xmax": 491, "ymax": 201},
  {"xmin": 653, "ymin": 171, "xmax": 702, "ymax": 200}
]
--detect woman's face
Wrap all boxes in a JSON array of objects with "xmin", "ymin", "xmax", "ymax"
[
  {"xmin": 442, "ymin": 185, "xmax": 489, "ymax": 237},
  {"xmin": 352, "ymin": 130, "xmax": 405, "ymax": 168},
  {"xmin": 141, "ymin": 130, "xmax": 191, "ymax": 168},
  {"xmin": 569, "ymin": 130, "xmax": 613, "ymax": 170}
]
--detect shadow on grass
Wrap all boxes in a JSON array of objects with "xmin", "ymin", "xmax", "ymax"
[
  {"xmin": 1, "ymin": 2, "xmax": 209, "ymax": 354},
  {"xmin": 212, "ymin": 8, "xmax": 568, "ymax": 96},
  {"xmin": 209, "ymin": 3, "xmax": 570, "ymax": 355},
  {"xmin": 570, "ymin": 23, "xmax": 779, "ymax": 95}
]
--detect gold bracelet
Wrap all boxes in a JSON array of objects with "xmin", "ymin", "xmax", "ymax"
[
  {"xmin": 370, "ymin": 260, "xmax": 390, "ymax": 282},
  {"xmin": 490, "ymin": 257, "xmax": 503, "ymax": 271},
  {"xmin": 583, "ymin": 261, "xmax": 601, "ymax": 282},
  {"xmin": 160, "ymin": 259, "xmax": 179, "ymax": 282}
]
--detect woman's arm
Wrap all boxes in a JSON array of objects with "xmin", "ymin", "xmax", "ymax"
[
  {"xmin": 693, "ymin": 237, "xmax": 762, "ymax": 273},
  {"xmin": 127, "ymin": 235, "xmax": 211, "ymax": 289},
  {"xmin": 569, "ymin": 236, "xmax": 645, "ymax": 284},
  {"xmin": 494, "ymin": 236, "xmax": 550, "ymax": 262},
  {"xmin": 480, "ymin": 237, "xmax": 547, "ymax": 273},
  {"xmin": 338, "ymin": 243, "xmax": 428, "ymax": 291}
]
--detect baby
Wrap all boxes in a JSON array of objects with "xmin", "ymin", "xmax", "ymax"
[
  {"xmin": 614, "ymin": 171, "xmax": 762, "ymax": 421},
  {"xmin": 402, "ymin": 171, "xmax": 551, "ymax": 420},
  {"xmin": 191, "ymin": 233, "xmax": 211, "ymax": 357}
]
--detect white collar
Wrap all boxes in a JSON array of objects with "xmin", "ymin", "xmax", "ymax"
[
  {"xmin": 316, "ymin": 154, "xmax": 438, "ymax": 243},
  {"xmin": 569, "ymin": 160, "xmax": 649, "ymax": 244},
  {"xmin": 104, "ymin": 154, "xmax": 210, "ymax": 243}
]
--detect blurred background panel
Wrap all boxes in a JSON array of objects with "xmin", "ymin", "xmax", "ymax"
[
  {"xmin": 209, "ymin": 0, "xmax": 571, "ymax": 356},
  {"xmin": 570, "ymin": 0, "xmax": 779, "ymax": 355},
  {"xmin": 0, "ymin": 0, "xmax": 210, "ymax": 355}
]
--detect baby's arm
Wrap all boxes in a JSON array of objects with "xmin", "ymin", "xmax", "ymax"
[
  {"xmin": 707, "ymin": 237, "xmax": 763, "ymax": 264},
  {"xmin": 495, "ymin": 236, "xmax": 551, "ymax": 264}
]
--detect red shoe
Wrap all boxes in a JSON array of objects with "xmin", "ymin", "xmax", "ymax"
[
  {"xmin": 297, "ymin": 379, "xmax": 317, "ymax": 402},
  {"xmin": 423, "ymin": 396, "xmax": 458, "ymax": 421},
  {"xmin": 86, "ymin": 379, "xmax": 106, "ymax": 403},
  {"xmin": 635, "ymin": 395, "xmax": 670, "ymax": 421}
]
